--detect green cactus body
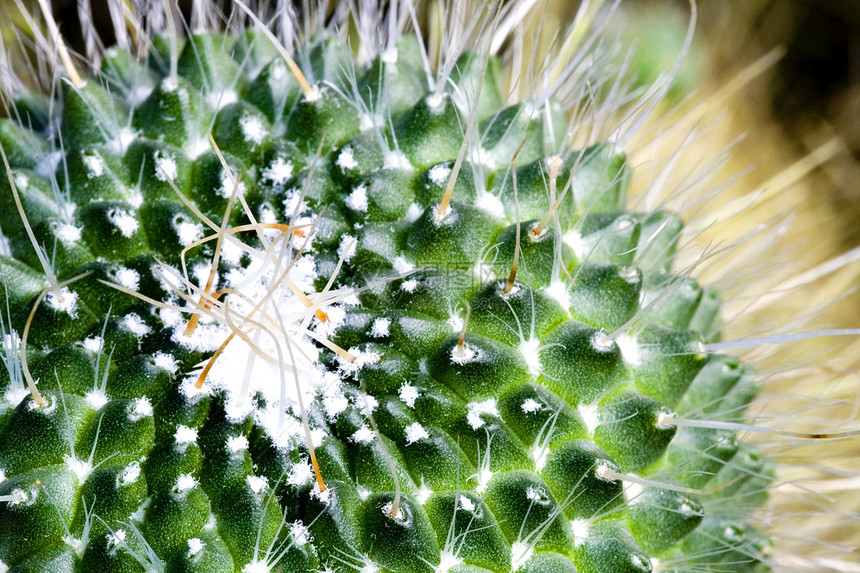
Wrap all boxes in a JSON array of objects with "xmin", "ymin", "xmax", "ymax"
[{"xmin": 0, "ymin": 10, "xmax": 775, "ymax": 573}]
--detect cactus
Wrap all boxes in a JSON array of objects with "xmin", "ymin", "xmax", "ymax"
[{"xmin": 0, "ymin": 2, "xmax": 857, "ymax": 572}]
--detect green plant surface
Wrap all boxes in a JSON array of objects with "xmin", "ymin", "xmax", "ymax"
[{"xmin": 0, "ymin": 1, "xmax": 858, "ymax": 572}]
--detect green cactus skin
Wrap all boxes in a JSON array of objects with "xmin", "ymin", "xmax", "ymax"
[{"xmin": 0, "ymin": 6, "xmax": 780, "ymax": 573}]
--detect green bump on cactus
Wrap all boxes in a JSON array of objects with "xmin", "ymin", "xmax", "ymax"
[{"xmin": 0, "ymin": 3, "xmax": 844, "ymax": 573}]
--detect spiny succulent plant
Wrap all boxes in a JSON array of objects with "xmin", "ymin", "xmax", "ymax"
[{"xmin": 0, "ymin": 1, "xmax": 857, "ymax": 572}]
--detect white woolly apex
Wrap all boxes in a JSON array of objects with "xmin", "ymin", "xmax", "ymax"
[
  {"xmin": 106, "ymin": 529, "xmax": 127, "ymax": 549},
  {"xmin": 399, "ymin": 384, "xmax": 420, "ymax": 408},
  {"xmin": 64, "ymin": 455, "xmax": 93, "ymax": 481},
  {"xmin": 107, "ymin": 207, "xmax": 140, "ymax": 238},
  {"xmin": 303, "ymin": 85, "xmax": 322, "ymax": 103},
  {"xmin": 578, "ymin": 402, "xmax": 599, "ymax": 436},
  {"xmin": 458, "ymin": 495, "xmax": 477, "ymax": 514},
  {"xmin": 173, "ymin": 215, "xmax": 203, "ymax": 247},
  {"xmin": 322, "ymin": 387, "xmax": 349, "ymax": 418},
  {"xmin": 288, "ymin": 460, "xmax": 314, "ymax": 486},
  {"xmin": 393, "ymin": 256, "xmax": 415, "ymax": 274},
  {"xmin": 338, "ymin": 234, "xmax": 357, "ymax": 262},
  {"xmin": 83, "ymin": 336, "xmax": 103, "ymax": 353},
  {"xmin": 187, "ymin": 538, "xmax": 205, "ymax": 557},
  {"xmin": 381, "ymin": 46, "xmax": 399, "ymax": 63},
  {"xmin": 384, "ymin": 150, "xmax": 413, "ymax": 171},
  {"xmin": 435, "ymin": 552, "xmax": 463, "ymax": 573},
  {"xmin": 28, "ymin": 394, "xmax": 57, "ymax": 413},
  {"xmin": 657, "ymin": 410, "xmax": 675, "ymax": 429},
  {"xmin": 215, "ymin": 168, "xmax": 247, "ymax": 200},
  {"xmin": 338, "ymin": 347, "xmax": 381, "ymax": 376},
  {"xmin": 572, "ymin": 519, "xmax": 591, "ymax": 546},
  {"xmin": 625, "ymin": 481, "xmax": 644, "ymax": 504},
  {"xmin": 428, "ymin": 163, "xmax": 452, "ymax": 186},
  {"xmin": 525, "ymin": 485, "xmax": 551, "ymax": 505},
  {"xmin": 544, "ymin": 280, "xmax": 570, "ymax": 312},
  {"xmin": 616, "ymin": 334, "xmax": 641, "ymax": 366},
  {"xmin": 591, "ymin": 330, "xmax": 616, "ymax": 353},
  {"xmin": 114, "ymin": 267, "xmax": 140, "ymax": 291},
  {"xmin": 290, "ymin": 520, "xmax": 311, "ymax": 545},
  {"xmin": 356, "ymin": 485, "xmax": 371, "ymax": 500},
  {"xmin": 153, "ymin": 351, "xmax": 178, "ymax": 374},
  {"xmin": 310, "ymin": 481, "xmax": 331, "ymax": 504},
  {"xmin": 530, "ymin": 444, "xmax": 549, "ymax": 473},
  {"xmin": 415, "ymin": 482, "xmax": 434, "ymax": 505},
  {"xmin": 521, "ymin": 398, "xmax": 542, "ymax": 413},
  {"xmin": 562, "ymin": 229, "xmax": 585, "ymax": 258},
  {"xmin": 129, "ymin": 397, "xmax": 153, "ymax": 421},
  {"xmin": 85, "ymin": 388, "xmax": 108, "ymax": 409},
  {"xmin": 466, "ymin": 399, "xmax": 499, "ymax": 429},
  {"xmin": 13, "ymin": 172, "xmax": 29, "ymax": 189},
  {"xmin": 405, "ymin": 422, "xmax": 429, "ymax": 445},
  {"xmin": 240, "ymin": 114, "xmax": 267, "ymax": 145},
  {"xmin": 246, "ymin": 474, "xmax": 269, "ymax": 494},
  {"xmin": 261, "ymin": 157, "xmax": 294, "ymax": 187},
  {"xmin": 174, "ymin": 473, "xmax": 198, "ymax": 493},
  {"xmin": 475, "ymin": 189, "xmax": 505, "ymax": 218},
  {"xmin": 381, "ymin": 501, "xmax": 411, "ymax": 525},
  {"xmin": 35, "ymin": 151, "xmax": 63, "ymax": 180},
  {"xmin": 83, "ymin": 151, "xmax": 106, "ymax": 178},
  {"xmin": 227, "ymin": 435, "xmax": 249, "ymax": 454},
  {"xmin": 473, "ymin": 467, "xmax": 493, "ymax": 495},
  {"xmin": 46, "ymin": 287, "xmax": 79, "ymax": 318},
  {"xmin": 358, "ymin": 113, "xmax": 378, "ymax": 131},
  {"xmin": 519, "ymin": 339, "xmax": 542, "ymax": 376},
  {"xmin": 431, "ymin": 202, "xmax": 458, "ymax": 225},
  {"xmin": 180, "ymin": 377, "xmax": 211, "ymax": 403},
  {"xmin": 360, "ymin": 394, "xmax": 379, "ymax": 417},
  {"xmin": 351, "ymin": 425, "xmax": 375, "ymax": 444},
  {"xmin": 242, "ymin": 560, "xmax": 271, "ymax": 573},
  {"xmin": 153, "ymin": 151, "xmax": 178, "ymax": 182},
  {"xmin": 620, "ymin": 266, "xmax": 640, "ymax": 284},
  {"xmin": 129, "ymin": 502, "xmax": 147, "ymax": 523},
  {"xmin": 118, "ymin": 461, "xmax": 142, "ymax": 486},
  {"xmin": 405, "ymin": 203, "xmax": 423, "ymax": 222},
  {"xmin": 510, "ymin": 541, "xmax": 534, "ymax": 572},
  {"xmin": 336, "ymin": 146, "xmax": 359, "ymax": 170},
  {"xmin": 122, "ymin": 313, "xmax": 151, "ymax": 338},
  {"xmin": 56, "ymin": 223, "xmax": 82, "ymax": 244},
  {"xmin": 451, "ymin": 343, "xmax": 477, "ymax": 365},
  {"xmin": 425, "ymin": 92, "xmax": 446, "ymax": 113},
  {"xmin": 112, "ymin": 126, "xmax": 138, "ymax": 155},
  {"xmin": 595, "ymin": 462, "xmax": 619, "ymax": 483},
  {"xmin": 370, "ymin": 317, "xmax": 391, "ymax": 338},
  {"xmin": 205, "ymin": 88, "xmax": 238, "ymax": 110},
  {"xmin": 631, "ymin": 554, "xmax": 650, "ymax": 572},
  {"xmin": 401, "ymin": 278, "xmax": 419, "ymax": 292},
  {"xmin": 174, "ymin": 425, "xmax": 198, "ymax": 448},
  {"xmin": 346, "ymin": 184, "xmax": 369, "ymax": 212}
]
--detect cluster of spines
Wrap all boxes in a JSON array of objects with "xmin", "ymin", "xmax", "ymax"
[{"xmin": 0, "ymin": 12, "xmax": 774, "ymax": 573}]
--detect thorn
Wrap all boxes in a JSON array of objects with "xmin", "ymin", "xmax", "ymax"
[
  {"xmin": 457, "ymin": 302, "xmax": 472, "ymax": 357},
  {"xmin": 1, "ymin": 143, "xmax": 60, "ymax": 294},
  {"xmin": 531, "ymin": 155, "xmax": 566, "ymax": 238},
  {"xmin": 34, "ymin": 0, "xmax": 84, "ymax": 86},
  {"xmin": 184, "ymin": 167, "xmax": 244, "ymax": 336},
  {"xmin": 22, "ymin": 271, "xmax": 94, "ymax": 408},
  {"xmin": 232, "ymin": 0, "xmax": 317, "ymax": 100},
  {"xmin": 504, "ymin": 139, "xmax": 529, "ymax": 293}
]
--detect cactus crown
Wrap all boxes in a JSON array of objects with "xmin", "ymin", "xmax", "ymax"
[{"xmin": 1, "ymin": 2, "xmax": 847, "ymax": 572}]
